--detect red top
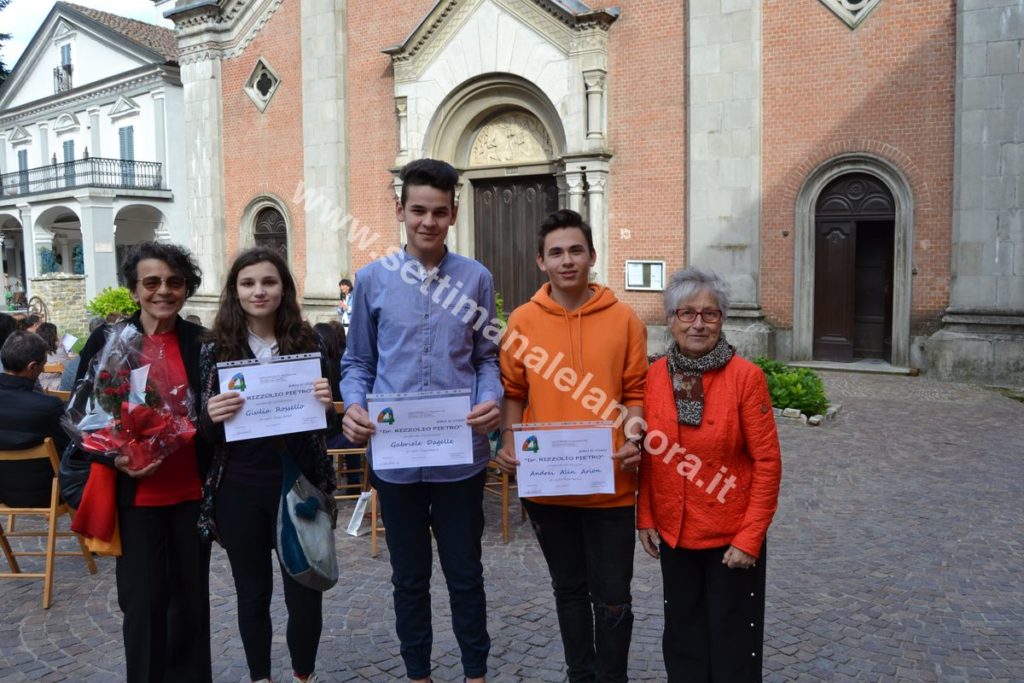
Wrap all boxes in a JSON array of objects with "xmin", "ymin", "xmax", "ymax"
[
  {"xmin": 134, "ymin": 331, "xmax": 202, "ymax": 507},
  {"xmin": 637, "ymin": 355, "xmax": 782, "ymax": 558}
]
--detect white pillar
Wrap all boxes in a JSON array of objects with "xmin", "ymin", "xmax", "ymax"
[
  {"xmin": 299, "ymin": 0, "xmax": 350, "ymax": 319},
  {"xmin": 18, "ymin": 205, "xmax": 35, "ymax": 284},
  {"xmin": 586, "ymin": 167, "xmax": 608, "ymax": 284},
  {"xmin": 78, "ymin": 198, "xmax": 117, "ymax": 299},
  {"xmin": 0, "ymin": 233, "xmax": 7, "ymax": 307},
  {"xmin": 58, "ymin": 237, "xmax": 73, "ymax": 274},
  {"xmin": 88, "ymin": 108, "xmax": 101, "ymax": 157},
  {"xmin": 565, "ymin": 170, "xmax": 585, "ymax": 215},
  {"xmin": 152, "ymin": 90, "xmax": 167, "ymax": 180},
  {"xmin": 583, "ymin": 70, "xmax": 606, "ymax": 141}
]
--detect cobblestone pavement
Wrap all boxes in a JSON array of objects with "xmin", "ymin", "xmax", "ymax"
[{"xmin": 1, "ymin": 371, "xmax": 1022, "ymax": 682}]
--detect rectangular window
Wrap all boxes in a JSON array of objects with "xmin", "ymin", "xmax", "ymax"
[
  {"xmin": 119, "ymin": 126, "xmax": 135, "ymax": 186},
  {"xmin": 60, "ymin": 44, "xmax": 71, "ymax": 67},
  {"xmin": 63, "ymin": 139, "xmax": 75, "ymax": 187},
  {"xmin": 17, "ymin": 149, "xmax": 29, "ymax": 194}
]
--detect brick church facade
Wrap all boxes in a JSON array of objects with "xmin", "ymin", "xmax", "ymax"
[{"xmin": 158, "ymin": 0, "xmax": 1024, "ymax": 386}]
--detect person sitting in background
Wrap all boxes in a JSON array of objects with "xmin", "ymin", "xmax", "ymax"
[
  {"xmin": 59, "ymin": 317, "xmax": 105, "ymax": 391},
  {"xmin": 314, "ymin": 321, "xmax": 360, "ymax": 488},
  {"xmin": 0, "ymin": 331, "xmax": 71, "ymax": 507},
  {"xmin": 18, "ymin": 313, "xmax": 42, "ymax": 333},
  {"xmin": 36, "ymin": 322, "xmax": 69, "ymax": 391},
  {"xmin": 185, "ymin": 314, "xmax": 202, "ymax": 326},
  {"xmin": 0, "ymin": 313, "xmax": 16, "ymax": 372}
]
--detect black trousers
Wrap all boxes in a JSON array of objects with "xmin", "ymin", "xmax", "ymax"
[
  {"xmin": 522, "ymin": 501, "xmax": 636, "ymax": 683},
  {"xmin": 659, "ymin": 541, "xmax": 767, "ymax": 683},
  {"xmin": 116, "ymin": 501, "xmax": 212, "ymax": 683},
  {"xmin": 216, "ymin": 478, "xmax": 323, "ymax": 680},
  {"xmin": 372, "ymin": 470, "xmax": 490, "ymax": 680}
]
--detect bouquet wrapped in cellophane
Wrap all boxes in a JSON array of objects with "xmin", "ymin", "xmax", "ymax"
[{"xmin": 62, "ymin": 325, "xmax": 196, "ymax": 470}]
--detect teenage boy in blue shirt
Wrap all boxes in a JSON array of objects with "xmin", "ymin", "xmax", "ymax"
[{"xmin": 341, "ymin": 158, "xmax": 502, "ymax": 683}]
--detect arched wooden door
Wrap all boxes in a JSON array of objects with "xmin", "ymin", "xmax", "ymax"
[
  {"xmin": 254, "ymin": 207, "xmax": 288, "ymax": 259},
  {"xmin": 813, "ymin": 174, "xmax": 895, "ymax": 362}
]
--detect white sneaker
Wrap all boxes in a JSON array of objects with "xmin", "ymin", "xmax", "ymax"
[{"xmin": 293, "ymin": 674, "xmax": 320, "ymax": 683}]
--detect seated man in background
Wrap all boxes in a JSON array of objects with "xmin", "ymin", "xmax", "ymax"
[{"xmin": 0, "ymin": 331, "xmax": 71, "ymax": 507}]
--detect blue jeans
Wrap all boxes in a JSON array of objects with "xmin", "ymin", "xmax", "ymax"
[
  {"xmin": 372, "ymin": 470, "xmax": 490, "ymax": 679},
  {"xmin": 522, "ymin": 501, "xmax": 635, "ymax": 683}
]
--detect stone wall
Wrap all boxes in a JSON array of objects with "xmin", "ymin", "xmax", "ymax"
[{"xmin": 29, "ymin": 274, "xmax": 89, "ymax": 342}]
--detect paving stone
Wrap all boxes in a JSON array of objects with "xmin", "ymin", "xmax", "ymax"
[{"xmin": 1, "ymin": 372, "xmax": 1022, "ymax": 680}]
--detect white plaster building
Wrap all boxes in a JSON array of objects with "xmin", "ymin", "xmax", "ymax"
[{"xmin": 0, "ymin": 2, "xmax": 186, "ymax": 305}]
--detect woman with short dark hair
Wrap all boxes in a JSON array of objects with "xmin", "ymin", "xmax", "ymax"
[{"xmin": 74, "ymin": 241, "xmax": 212, "ymax": 683}]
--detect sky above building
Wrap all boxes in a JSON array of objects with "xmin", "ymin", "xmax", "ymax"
[{"xmin": 1, "ymin": 0, "xmax": 172, "ymax": 71}]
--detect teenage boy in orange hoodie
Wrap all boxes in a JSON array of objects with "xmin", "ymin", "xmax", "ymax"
[{"xmin": 495, "ymin": 208, "xmax": 647, "ymax": 683}]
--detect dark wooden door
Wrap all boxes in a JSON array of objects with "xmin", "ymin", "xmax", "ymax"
[
  {"xmin": 813, "ymin": 173, "xmax": 896, "ymax": 362},
  {"xmin": 813, "ymin": 221, "xmax": 857, "ymax": 361},
  {"xmin": 853, "ymin": 220, "xmax": 894, "ymax": 360},
  {"xmin": 473, "ymin": 175, "xmax": 559, "ymax": 312}
]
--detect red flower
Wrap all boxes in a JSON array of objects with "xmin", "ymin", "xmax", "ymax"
[
  {"xmin": 103, "ymin": 387, "xmax": 116, "ymax": 396},
  {"xmin": 118, "ymin": 370, "xmax": 130, "ymax": 377},
  {"xmin": 99, "ymin": 370, "xmax": 112, "ymax": 380}
]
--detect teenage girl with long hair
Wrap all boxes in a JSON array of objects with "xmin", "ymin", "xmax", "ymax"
[{"xmin": 197, "ymin": 247, "xmax": 336, "ymax": 683}]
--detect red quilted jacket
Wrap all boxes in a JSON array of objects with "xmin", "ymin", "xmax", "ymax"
[{"xmin": 637, "ymin": 355, "xmax": 782, "ymax": 558}]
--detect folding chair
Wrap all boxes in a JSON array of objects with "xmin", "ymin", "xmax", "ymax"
[
  {"xmin": 328, "ymin": 402, "xmax": 385, "ymax": 555},
  {"xmin": 43, "ymin": 388, "xmax": 71, "ymax": 402},
  {"xmin": 0, "ymin": 437, "xmax": 98, "ymax": 608}
]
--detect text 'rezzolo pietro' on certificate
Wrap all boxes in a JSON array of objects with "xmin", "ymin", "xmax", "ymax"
[
  {"xmin": 514, "ymin": 422, "xmax": 615, "ymax": 497},
  {"xmin": 367, "ymin": 389, "xmax": 474, "ymax": 470},
  {"xmin": 217, "ymin": 353, "xmax": 327, "ymax": 442}
]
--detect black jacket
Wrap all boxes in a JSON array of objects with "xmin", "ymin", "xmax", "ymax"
[
  {"xmin": 74, "ymin": 312, "xmax": 212, "ymax": 507},
  {"xmin": 0, "ymin": 373, "xmax": 70, "ymax": 506}
]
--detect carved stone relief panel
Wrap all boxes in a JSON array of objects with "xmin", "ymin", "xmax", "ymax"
[{"xmin": 469, "ymin": 112, "xmax": 554, "ymax": 166}]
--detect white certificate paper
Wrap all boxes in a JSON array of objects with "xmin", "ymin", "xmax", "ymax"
[
  {"xmin": 367, "ymin": 390, "xmax": 474, "ymax": 470},
  {"xmin": 217, "ymin": 353, "xmax": 327, "ymax": 442},
  {"xmin": 514, "ymin": 422, "xmax": 615, "ymax": 497}
]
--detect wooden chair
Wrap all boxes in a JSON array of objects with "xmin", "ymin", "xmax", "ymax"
[
  {"xmin": 0, "ymin": 438, "xmax": 98, "ymax": 608},
  {"xmin": 484, "ymin": 460, "xmax": 525, "ymax": 544},
  {"xmin": 43, "ymin": 388, "xmax": 71, "ymax": 402},
  {"xmin": 328, "ymin": 402, "xmax": 385, "ymax": 555},
  {"xmin": 42, "ymin": 362, "xmax": 64, "ymax": 375}
]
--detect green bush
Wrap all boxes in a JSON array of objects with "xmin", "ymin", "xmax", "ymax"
[
  {"xmin": 753, "ymin": 356, "xmax": 829, "ymax": 417},
  {"xmin": 495, "ymin": 291, "xmax": 508, "ymax": 330},
  {"xmin": 86, "ymin": 286, "xmax": 139, "ymax": 319}
]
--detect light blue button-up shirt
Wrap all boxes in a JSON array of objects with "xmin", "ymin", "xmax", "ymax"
[{"xmin": 341, "ymin": 248, "xmax": 502, "ymax": 483}]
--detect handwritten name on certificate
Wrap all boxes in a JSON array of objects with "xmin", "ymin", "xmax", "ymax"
[
  {"xmin": 514, "ymin": 424, "xmax": 615, "ymax": 497},
  {"xmin": 217, "ymin": 354, "xmax": 326, "ymax": 442},
  {"xmin": 367, "ymin": 390, "xmax": 474, "ymax": 470}
]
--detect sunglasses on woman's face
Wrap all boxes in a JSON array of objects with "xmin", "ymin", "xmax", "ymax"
[{"xmin": 140, "ymin": 276, "xmax": 187, "ymax": 291}]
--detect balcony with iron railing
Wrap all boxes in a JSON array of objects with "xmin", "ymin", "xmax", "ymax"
[
  {"xmin": 54, "ymin": 64, "xmax": 73, "ymax": 93},
  {"xmin": 0, "ymin": 157, "xmax": 164, "ymax": 198}
]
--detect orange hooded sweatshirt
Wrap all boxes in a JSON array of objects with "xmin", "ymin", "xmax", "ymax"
[{"xmin": 500, "ymin": 283, "xmax": 648, "ymax": 508}]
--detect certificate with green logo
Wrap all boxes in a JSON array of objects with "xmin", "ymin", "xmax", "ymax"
[
  {"xmin": 513, "ymin": 422, "xmax": 615, "ymax": 497},
  {"xmin": 367, "ymin": 389, "xmax": 474, "ymax": 470},
  {"xmin": 216, "ymin": 353, "xmax": 326, "ymax": 442}
]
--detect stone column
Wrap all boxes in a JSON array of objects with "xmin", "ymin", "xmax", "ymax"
[
  {"xmin": 0, "ymin": 133, "xmax": 6, "ymax": 175},
  {"xmin": 180, "ymin": 56, "xmax": 226, "ymax": 303},
  {"xmin": 396, "ymin": 97, "xmax": 409, "ymax": 166},
  {"xmin": 152, "ymin": 90, "xmax": 167, "ymax": 174},
  {"xmin": 57, "ymin": 237, "xmax": 72, "ymax": 274},
  {"xmin": 18, "ymin": 205, "xmax": 35, "ymax": 287},
  {"xmin": 37, "ymin": 122, "xmax": 49, "ymax": 167},
  {"xmin": 687, "ymin": 0, "xmax": 769, "ymax": 358},
  {"xmin": 88, "ymin": 108, "xmax": 101, "ymax": 157},
  {"xmin": 299, "ymin": 0, "xmax": 350, "ymax": 321},
  {"xmin": 78, "ymin": 197, "xmax": 117, "ymax": 299},
  {"xmin": 0, "ymin": 233, "xmax": 7, "ymax": 307},
  {"xmin": 565, "ymin": 170, "xmax": 585, "ymax": 215},
  {"xmin": 583, "ymin": 70, "xmax": 606, "ymax": 141},
  {"xmin": 586, "ymin": 166, "xmax": 609, "ymax": 284},
  {"xmin": 926, "ymin": 0, "xmax": 1024, "ymax": 385}
]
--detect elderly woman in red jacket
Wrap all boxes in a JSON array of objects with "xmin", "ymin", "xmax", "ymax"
[{"xmin": 638, "ymin": 266, "xmax": 782, "ymax": 682}]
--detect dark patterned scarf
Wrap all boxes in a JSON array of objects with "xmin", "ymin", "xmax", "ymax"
[{"xmin": 666, "ymin": 336, "xmax": 735, "ymax": 426}]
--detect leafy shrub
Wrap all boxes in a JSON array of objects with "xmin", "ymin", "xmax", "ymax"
[
  {"xmin": 495, "ymin": 291, "xmax": 508, "ymax": 329},
  {"xmin": 753, "ymin": 356, "xmax": 829, "ymax": 417},
  {"xmin": 86, "ymin": 286, "xmax": 139, "ymax": 319}
]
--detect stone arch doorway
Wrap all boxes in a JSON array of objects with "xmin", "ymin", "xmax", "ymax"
[
  {"xmin": 813, "ymin": 173, "xmax": 895, "ymax": 362},
  {"xmin": 793, "ymin": 153, "xmax": 915, "ymax": 368},
  {"xmin": 240, "ymin": 196, "xmax": 291, "ymax": 263},
  {"xmin": 424, "ymin": 76, "xmax": 567, "ymax": 311}
]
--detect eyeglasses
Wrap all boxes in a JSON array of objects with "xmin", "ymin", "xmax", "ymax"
[
  {"xmin": 140, "ymin": 275, "xmax": 187, "ymax": 291},
  {"xmin": 674, "ymin": 308, "xmax": 723, "ymax": 323}
]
